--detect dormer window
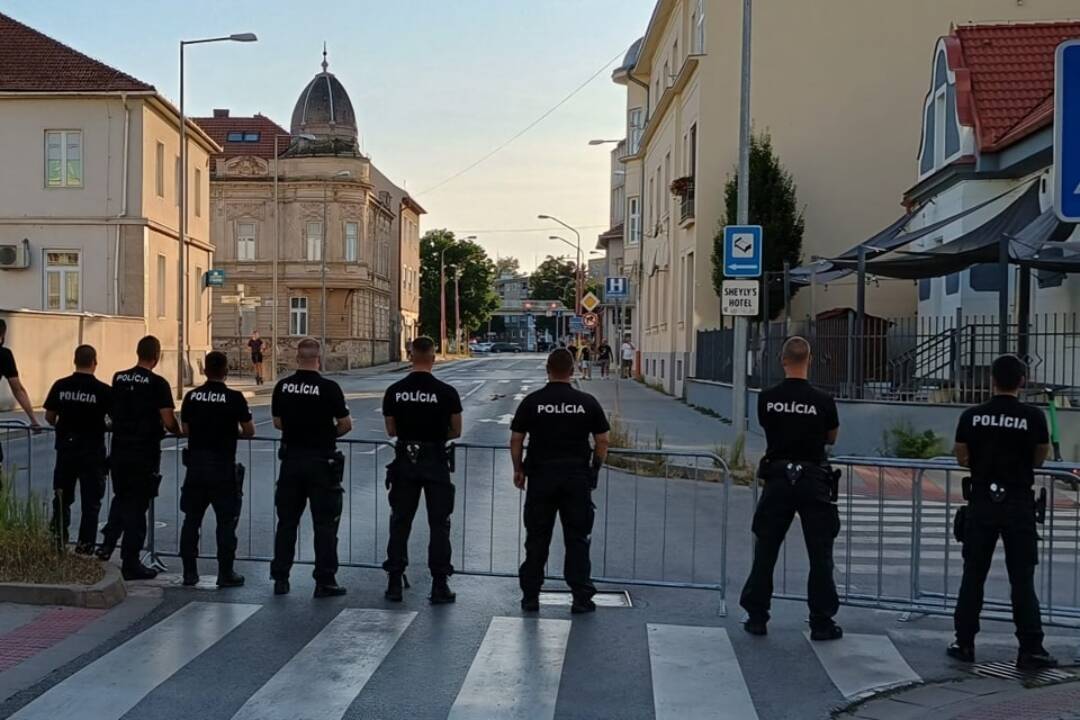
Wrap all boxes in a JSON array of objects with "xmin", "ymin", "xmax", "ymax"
[{"xmin": 918, "ymin": 46, "xmax": 964, "ymax": 178}]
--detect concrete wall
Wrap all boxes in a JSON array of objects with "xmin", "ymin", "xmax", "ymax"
[
  {"xmin": 0, "ymin": 310, "xmax": 146, "ymax": 408},
  {"xmin": 685, "ymin": 378, "xmax": 1080, "ymax": 461}
]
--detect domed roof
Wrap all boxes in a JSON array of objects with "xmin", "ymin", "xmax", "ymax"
[{"xmin": 289, "ymin": 48, "xmax": 357, "ymax": 142}]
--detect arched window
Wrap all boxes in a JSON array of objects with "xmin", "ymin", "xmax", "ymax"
[{"xmin": 919, "ymin": 48, "xmax": 963, "ymax": 177}]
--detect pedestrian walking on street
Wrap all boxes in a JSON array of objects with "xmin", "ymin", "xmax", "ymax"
[
  {"xmin": 0, "ymin": 318, "xmax": 41, "ymax": 467},
  {"xmin": 511, "ymin": 348, "xmax": 610, "ymax": 613},
  {"xmin": 98, "ymin": 336, "xmax": 179, "ymax": 580},
  {"xmin": 948, "ymin": 355, "xmax": 1058, "ymax": 669},
  {"xmin": 620, "ymin": 336, "xmax": 635, "ymax": 379},
  {"xmin": 270, "ymin": 338, "xmax": 351, "ymax": 597},
  {"xmin": 178, "ymin": 351, "xmax": 254, "ymax": 588},
  {"xmin": 598, "ymin": 341, "xmax": 613, "ymax": 379},
  {"xmin": 579, "ymin": 343, "xmax": 592, "ymax": 380},
  {"xmin": 381, "ymin": 336, "xmax": 462, "ymax": 604},
  {"xmin": 43, "ymin": 344, "xmax": 111, "ymax": 554},
  {"xmin": 740, "ymin": 336, "xmax": 843, "ymax": 641},
  {"xmin": 248, "ymin": 330, "xmax": 265, "ymax": 385}
]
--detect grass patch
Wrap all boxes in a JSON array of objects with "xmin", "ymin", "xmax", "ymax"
[
  {"xmin": 713, "ymin": 434, "xmax": 757, "ymax": 485},
  {"xmin": 0, "ymin": 470, "xmax": 104, "ymax": 586}
]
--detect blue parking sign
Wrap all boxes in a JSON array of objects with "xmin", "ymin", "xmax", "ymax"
[
  {"xmin": 605, "ymin": 276, "xmax": 629, "ymax": 299},
  {"xmin": 1055, "ymin": 40, "xmax": 1080, "ymax": 222},
  {"xmin": 723, "ymin": 225, "xmax": 763, "ymax": 278}
]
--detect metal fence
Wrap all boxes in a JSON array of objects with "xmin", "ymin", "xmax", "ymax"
[{"xmin": 698, "ymin": 311, "xmax": 1080, "ymax": 403}]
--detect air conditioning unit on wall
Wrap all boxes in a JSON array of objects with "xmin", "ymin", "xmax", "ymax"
[{"xmin": 0, "ymin": 239, "xmax": 30, "ymax": 270}]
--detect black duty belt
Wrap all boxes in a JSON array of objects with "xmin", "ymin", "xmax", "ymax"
[
  {"xmin": 395, "ymin": 441, "xmax": 450, "ymax": 465},
  {"xmin": 183, "ymin": 448, "xmax": 236, "ymax": 468}
]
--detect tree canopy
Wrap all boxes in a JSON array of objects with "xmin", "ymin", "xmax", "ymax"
[
  {"xmin": 528, "ymin": 255, "xmax": 600, "ymax": 312},
  {"xmin": 711, "ymin": 132, "xmax": 805, "ymax": 320},
  {"xmin": 419, "ymin": 230, "xmax": 499, "ymax": 343},
  {"xmin": 495, "ymin": 256, "xmax": 521, "ymax": 277}
]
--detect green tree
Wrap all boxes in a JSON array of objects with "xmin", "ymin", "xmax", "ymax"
[
  {"xmin": 711, "ymin": 132, "xmax": 805, "ymax": 320},
  {"xmin": 529, "ymin": 255, "xmax": 601, "ymax": 313},
  {"xmin": 495, "ymin": 256, "xmax": 521, "ymax": 277},
  {"xmin": 419, "ymin": 230, "xmax": 499, "ymax": 344}
]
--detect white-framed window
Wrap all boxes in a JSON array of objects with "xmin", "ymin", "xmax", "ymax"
[
  {"xmin": 345, "ymin": 221, "xmax": 359, "ymax": 262},
  {"xmin": 306, "ymin": 221, "xmax": 323, "ymax": 261},
  {"xmin": 155, "ymin": 142, "xmax": 165, "ymax": 197},
  {"xmin": 628, "ymin": 108, "xmax": 644, "ymax": 154},
  {"xmin": 45, "ymin": 130, "xmax": 82, "ymax": 188},
  {"xmin": 193, "ymin": 168, "xmax": 202, "ymax": 217},
  {"xmin": 237, "ymin": 222, "xmax": 256, "ymax": 261},
  {"xmin": 194, "ymin": 265, "xmax": 203, "ymax": 321},
  {"xmin": 663, "ymin": 152, "xmax": 671, "ymax": 216},
  {"xmin": 290, "ymin": 297, "xmax": 309, "ymax": 336},
  {"xmin": 43, "ymin": 250, "xmax": 81, "ymax": 311},
  {"xmin": 628, "ymin": 196, "xmax": 641, "ymax": 245},
  {"xmin": 693, "ymin": 0, "xmax": 705, "ymax": 54},
  {"xmin": 156, "ymin": 254, "xmax": 167, "ymax": 318}
]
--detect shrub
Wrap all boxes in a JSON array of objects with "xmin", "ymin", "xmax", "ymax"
[{"xmin": 881, "ymin": 420, "xmax": 945, "ymax": 459}]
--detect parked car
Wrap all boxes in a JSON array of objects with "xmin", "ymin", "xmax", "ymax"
[
  {"xmin": 471, "ymin": 342, "xmax": 493, "ymax": 354},
  {"xmin": 488, "ymin": 342, "xmax": 523, "ymax": 353}
]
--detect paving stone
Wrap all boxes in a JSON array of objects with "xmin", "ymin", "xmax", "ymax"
[
  {"xmin": 891, "ymin": 684, "xmax": 981, "ymax": 707},
  {"xmin": 845, "ymin": 699, "xmax": 933, "ymax": 720},
  {"xmin": 942, "ymin": 677, "xmax": 1015, "ymax": 697}
]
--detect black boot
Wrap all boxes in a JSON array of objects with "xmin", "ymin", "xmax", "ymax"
[
  {"xmin": 273, "ymin": 578, "xmax": 290, "ymax": 595},
  {"xmin": 95, "ymin": 538, "xmax": 116, "ymax": 561},
  {"xmin": 182, "ymin": 558, "xmax": 199, "ymax": 586},
  {"xmin": 314, "ymin": 582, "xmax": 347, "ymax": 598},
  {"xmin": 122, "ymin": 562, "xmax": 159, "ymax": 581},
  {"xmin": 809, "ymin": 621, "xmax": 843, "ymax": 642},
  {"xmin": 74, "ymin": 542, "xmax": 95, "ymax": 556},
  {"xmin": 1016, "ymin": 648, "xmax": 1058, "ymax": 670},
  {"xmin": 521, "ymin": 596, "xmax": 540, "ymax": 613},
  {"xmin": 946, "ymin": 642, "xmax": 975, "ymax": 663},
  {"xmin": 571, "ymin": 598, "xmax": 596, "ymax": 614},
  {"xmin": 743, "ymin": 618, "xmax": 768, "ymax": 636},
  {"xmin": 429, "ymin": 576, "xmax": 456, "ymax": 605},
  {"xmin": 385, "ymin": 573, "xmax": 404, "ymax": 602},
  {"xmin": 216, "ymin": 561, "xmax": 245, "ymax": 588}
]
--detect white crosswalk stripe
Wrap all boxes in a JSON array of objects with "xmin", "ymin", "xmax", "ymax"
[
  {"xmin": 806, "ymin": 632, "xmax": 921, "ymax": 700},
  {"xmin": 447, "ymin": 616, "xmax": 571, "ymax": 720},
  {"xmin": 229, "ymin": 608, "xmax": 416, "ymax": 720},
  {"xmin": 648, "ymin": 624, "xmax": 758, "ymax": 720},
  {"xmin": 8, "ymin": 601, "xmax": 259, "ymax": 720}
]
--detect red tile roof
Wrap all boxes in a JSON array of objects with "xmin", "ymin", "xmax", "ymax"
[
  {"xmin": 950, "ymin": 22, "xmax": 1080, "ymax": 152},
  {"xmin": 0, "ymin": 12, "xmax": 153, "ymax": 93},
  {"xmin": 190, "ymin": 114, "xmax": 290, "ymax": 159}
]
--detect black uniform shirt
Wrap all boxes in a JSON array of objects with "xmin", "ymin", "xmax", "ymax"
[
  {"xmin": 0, "ymin": 344, "xmax": 16, "ymax": 380},
  {"xmin": 181, "ymin": 381, "xmax": 252, "ymax": 460},
  {"xmin": 111, "ymin": 366, "xmax": 174, "ymax": 441},
  {"xmin": 43, "ymin": 373, "xmax": 112, "ymax": 449},
  {"xmin": 382, "ymin": 371, "xmax": 462, "ymax": 443},
  {"xmin": 758, "ymin": 378, "xmax": 839, "ymax": 463},
  {"xmin": 511, "ymin": 382, "xmax": 609, "ymax": 463},
  {"xmin": 271, "ymin": 370, "xmax": 348, "ymax": 453},
  {"xmin": 955, "ymin": 395, "xmax": 1048, "ymax": 489}
]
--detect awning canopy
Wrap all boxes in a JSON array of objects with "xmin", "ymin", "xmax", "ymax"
[{"xmin": 827, "ymin": 183, "xmax": 1042, "ymax": 280}]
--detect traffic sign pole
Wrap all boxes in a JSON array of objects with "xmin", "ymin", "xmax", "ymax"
[{"xmin": 732, "ymin": 0, "xmax": 753, "ymax": 437}]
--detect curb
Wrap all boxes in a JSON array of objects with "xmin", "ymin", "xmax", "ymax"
[{"xmin": 0, "ymin": 563, "xmax": 126, "ymax": 609}]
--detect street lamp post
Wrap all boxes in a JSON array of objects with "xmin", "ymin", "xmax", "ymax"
[
  {"xmin": 178, "ymin": 32, "xmax": 257, "ymax": 400},
  {"xmin": 453, "ymin": 266, "xmax": 463, "ymax": 351},
  {"xmin": 440, "ymin": 234, "xmax": 475, "ymax": 354},
  {"xmin": 538, "ymin": 215, "xmax": 582, "ymax": 316}
]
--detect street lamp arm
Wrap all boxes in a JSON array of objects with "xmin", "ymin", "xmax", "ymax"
[{"xmin": 182, "ymin": 33, "xmax": 258, "ymax": 46}]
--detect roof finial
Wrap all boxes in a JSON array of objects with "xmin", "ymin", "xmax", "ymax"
[{"xmin": 321, "ymin": 42, "xmax": 328, "ymax": 72}]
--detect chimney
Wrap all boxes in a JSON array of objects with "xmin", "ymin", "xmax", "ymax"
[{"xmin": 213, "ymin": 108, "xmax": 230, "ymax": 118}]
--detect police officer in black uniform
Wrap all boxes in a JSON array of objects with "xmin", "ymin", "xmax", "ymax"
[
  {"xmin": 44, "ymin": 345, "xmax": 111, "ymax": 553},
  {"xmin": 0, "ymin": 318, "xmax": 41, "ymax": 467},
  {"xmin": 179, "ymin": 351, "xmax": 254, "ymax": 588},
  {"xmin": 948, "ymin": 355, "xmax": 1057, "ymax": 669},
  {"xmin": 741, "ymin": 337, "xmax": 843, "ymax": 640},
  {"xmin": 511, "ymin": 348, "xmax": 610, "ymax": 613},
  {"xmin": 381, "ymin": 336, "xmax": 462, "ymax": 604},
  {"xmin": 97, "ymin": 336, "xmax": 179, "ymax": 580},
  {"xmin": 270, "ymin": 338, "xmax": 351, "ymax": 597}
]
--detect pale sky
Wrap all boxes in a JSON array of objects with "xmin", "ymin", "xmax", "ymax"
[{"xmin": 6, "ymin": 0, "xmax": 655, "ymax": 272}]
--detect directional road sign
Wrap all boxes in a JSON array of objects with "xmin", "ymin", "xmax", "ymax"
[
  {"xmin": 723, "ymin": 225, "xmax": 763, "ymax": 278},
  {"xmin": 605, "ymin": 276, "xmax": 629, "ymax": 299},
  {"xmin": 205, "ymin": 269, "xmax": 226, "ymax": 288},
  {"xmin": 220, "ymin": 295, "xmax": 241, "ymax": 305},
  {"xmin": 1055, "ymin": 40, "xmax": 1080, "ymax": 222},
  {"xmin": 569, "ymin": 315, "xmax": 585, "ymax": 333},
  {"xmin": 583, "ymin": 312, "xmax": 599, "ymax": 328},
  {"xmin": 720, "ymin": 280, "xmax": 760, "ymax": 317},
  {"xmin": 581, "ymin": 291, "xmax": 601, "ymax": 313}
]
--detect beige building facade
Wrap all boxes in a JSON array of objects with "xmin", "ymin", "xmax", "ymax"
[
  {"xmin": 0, "ymin": 13, "xmax": 217, "ymax": 394},
  {"xmin": 616, "ymin": 0, "xmax": 1080, "ymax": 397}
]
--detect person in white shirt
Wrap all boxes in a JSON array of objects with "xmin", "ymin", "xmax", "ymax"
[{"xmin": 620, "ymin": 337, "xmax": 635, "ymax": 379}]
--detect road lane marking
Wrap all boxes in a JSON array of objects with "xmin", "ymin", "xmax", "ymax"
[
  {"xmin": 806, "ymin": 632, "xmax": 920, "ymax": 700},
  {"xmin": 647, "ymin": 624, "xmax": 758, "ymax": 720},
  {"xmin": 462, "ymin": 381, "xmax": 486, "ymax": 400},
  {"xmin": 230, "ymin": 609, "xmax": 416, "ymax": 720},
  {"xmin": 447, "ymin": 617, "xmax": 570, "ymax": 720},
  {"xmin": 8, "ymin": 602, "xmax": 259, "ymax": 720},
  {"xmin": 478, "ymin": 414, "xmax": 514, "ymax": 425}
]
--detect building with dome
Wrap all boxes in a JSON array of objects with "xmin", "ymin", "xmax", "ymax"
[{"xmin": 196, "ymin": 50, "xmax": 424, "ymax": 374}]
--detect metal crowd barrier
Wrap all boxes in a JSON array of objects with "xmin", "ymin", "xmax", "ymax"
[{"xmin": 760, "ymin": 455, "xmax": 1080, "ymax": 627}]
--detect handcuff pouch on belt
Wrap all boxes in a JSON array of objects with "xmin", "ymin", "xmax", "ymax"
[{"xmin": 759, "ymin": 458, "xmax": 839, "ymax": 501}]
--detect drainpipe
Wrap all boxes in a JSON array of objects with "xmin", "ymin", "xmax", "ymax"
[
  {"xmin": 627, "ymin": 71, "xmax": 650, "ymax": 380},
  {"xmin": 114, "ymin": 93, "xmax": 131, "ymax": 315}
]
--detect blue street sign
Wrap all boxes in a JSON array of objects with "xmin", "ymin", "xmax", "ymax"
[
  {"xmin": 205, "ymin": 268, "xmax": 226, "ymax": 288},
  {"xmin": 569, "ymin": 316, "xmax": 585, "ymax": 333},
  {"xmin": 605, "ymin": 276, "xmax": 629, "ymax": 299},
  {"xmin": 723, "ymin": 225, "xmax": 763, "ymax": 278},
  {"xmin": 1055, "ymin": 40, "xmax": 1080, "ymax": 222}
]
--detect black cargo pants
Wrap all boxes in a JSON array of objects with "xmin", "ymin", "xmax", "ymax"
[
  {"xmin": 271, "ymin": 450, "xmax": 344, "ymax": 584},
  {"xmin": 740, "ymin": 464, "xmax": 840, "ymax": 629},
  {"xmin": 954, "ymin": 489, "xmax": 1044, "ymax": 651},
  {"xmin": 180, "ymin": 455, "xmax": 242, "ymax": 569},
  {"xmin": 519, "ymin": 462, "xmax": 596, "ymax": 602},
  {"xmin": 101, "ymin": 440, "xmax": 162, "ymax": 566},
  {"xmin": 382, "ymin": 446, "xmax": 455, "ymax": 578},
  {"xmin": 51, "ymin": 437, "xmax": 107, "ymax": 547}
]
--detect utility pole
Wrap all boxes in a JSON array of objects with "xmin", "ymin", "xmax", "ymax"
[{"xmin": 731, "ymin": 0, "xmax": 753, "ymax": 435}]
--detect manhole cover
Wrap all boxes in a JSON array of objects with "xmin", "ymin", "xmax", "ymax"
[
  {"xmin": 538, "ymin": 590, "xmax": 632, "ymax": 608},
  {"xmin": 970, "ymin": 661, "xmax": 1077, "ymax": 687}
]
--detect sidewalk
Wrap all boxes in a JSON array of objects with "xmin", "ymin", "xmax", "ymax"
[{"xmin": 838, "ymin": 671, "xmax": 1080, "ymax": 720}]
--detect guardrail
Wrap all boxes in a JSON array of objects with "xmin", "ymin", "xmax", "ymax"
[{"xmin": 761, "ymin": 454, "xmax": 1080, "ymax": 627}]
